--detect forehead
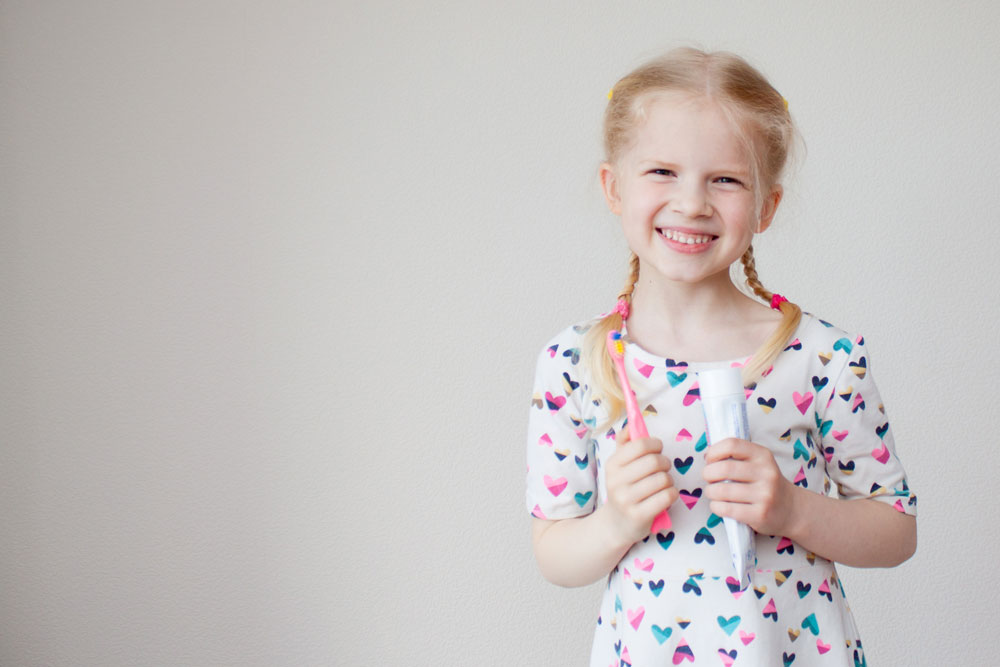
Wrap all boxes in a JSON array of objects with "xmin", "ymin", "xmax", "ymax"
[{"xmin": 626, "ymin": 92, "xmax": 752, "ymax": 167}]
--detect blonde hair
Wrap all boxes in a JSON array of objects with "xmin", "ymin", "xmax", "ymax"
[{"xmin": 586, "ymin": 48, "xmax": 802, "ymax": 424}]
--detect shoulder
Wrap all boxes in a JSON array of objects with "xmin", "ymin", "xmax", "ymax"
[
  {"xmin": 794, "ymin": 312, "xmax": 861, "ymax": 351},
  {"xmin": 533, "ymin": 316, "xmax": 602, "ymax": 364},
  {"xmin": 783, "ymin": 311, "xmax": 876, "ymax": 381}
]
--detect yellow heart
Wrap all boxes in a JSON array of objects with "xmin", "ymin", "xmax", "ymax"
[
  {"xmin": 788, "ymin": 628, "xmax": 800, "ymax": 642},
  {"xmin": 818, "ymin": 352, "xmax": 832, "ymax": 365},
  {"xmin": 754, "ymin": 585, "xmax": 767, "ymax": 596},
  {"xmin": 775, "ymin": 572, "xmax": 788, "ymax": 585}
]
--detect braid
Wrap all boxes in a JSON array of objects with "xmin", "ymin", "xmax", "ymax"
[
  {"xmin": 618, "ymin": 253, "xmax": 641, "ymax": 303},
  {"xmin": 740, "ymin": 245, "xmax": 771, "ymax": 302},
  {"xmin": 739, "ymin": 245, "xmax": 802, "ymax": 384},
  {"xmin": 584, "ymin": 253, "xmax": 641, "ymax": 428}
]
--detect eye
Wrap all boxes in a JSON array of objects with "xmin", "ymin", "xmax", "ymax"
[
  {"xmin": 715, "ymin": 176, "xmax": 743, "ymax": 185},
  {"xmin": 646, "ymin": 168, "xmax": 676, "ymax": 177}
]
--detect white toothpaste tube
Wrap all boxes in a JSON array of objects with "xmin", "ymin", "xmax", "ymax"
[{"xmin": 698, "ymin": 367, "xmax": 756, "ymax": 591}]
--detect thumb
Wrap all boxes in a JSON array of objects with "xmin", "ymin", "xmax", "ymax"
[{"xmin": 615, "ymin": 425, "xmax": 631, "ymax": 446}]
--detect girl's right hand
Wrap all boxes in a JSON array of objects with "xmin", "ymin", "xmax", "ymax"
[{"xmin": 603, "ymin": 430, "xmax": 678, "ymax": 545}]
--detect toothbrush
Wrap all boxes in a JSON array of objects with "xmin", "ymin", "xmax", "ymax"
[{"xmin": 606, "ymin": 330, "xmax": 672, "ymax": 533}]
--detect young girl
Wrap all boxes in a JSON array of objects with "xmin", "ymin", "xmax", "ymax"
[{"xmin": 526, "ymin": 48, "xmax": 916, "ymax": 667}]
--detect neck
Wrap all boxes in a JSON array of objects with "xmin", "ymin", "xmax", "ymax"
[{"xmin": 625, "ymin": 268, "xmax": 775, "ymax": 360}]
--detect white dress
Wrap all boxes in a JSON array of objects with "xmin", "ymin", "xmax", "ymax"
[{"xmin": 526, "ymin": 313, "xmax": 916, "ymax": 667}]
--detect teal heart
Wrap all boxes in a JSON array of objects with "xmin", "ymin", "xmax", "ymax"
[
  {"xmin": 694, "ymin": 432, "xmax": 708, "ymax": 452},
  {"xmin": 574, "ymin": 491, "xmax": 592, "ymax": 507},
  {"xmin": 615, "ymin": 595, "xmax": 622, "ymax": 612},
  {"xmin": 783, "ymin": 653, "xmax": 796, "ymax": 666},
  {"xmin": 802, "ymin": 612, "xmax": 819, "ymax": 636},
  {"xmin": 793, "ymin": 439, "xmax": 810, "ymax": 461},
  {"xmin": 575, "ymin": 455, "xmax": 589, "ymax": 470},
  {"xmin": 706, "ymin": 513, "xmax": 723, "ymax": 528},
  {"xmin": 814, "ymin": 413, "xmax": 832, "ymax": 436},
  {"xmin": 651, "ymin": 624, "xmax": 672, "ymax": 644},
  {"xmin": 717, "ymin": 614, "xmax": 741, "ymax": 636},
  {"xmin": 667, "ymin": 371, "xmax": 688, "ymax": 387},
  {"xmin": 833, "ymin": 337, "xmax": 853, "ymax": 354},
  {"xmin": 648, "ymin": 579, "xmax": 664, "ymax": 597}
]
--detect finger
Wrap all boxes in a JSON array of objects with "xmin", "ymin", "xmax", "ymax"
[
  {"xmin": 703, "ymin": 458, "xmax": 756, "ymax": 484},
  {"xmin": 704, "ymin": 478, "xmax": 756, "ymax": 503},
  {"xmin": 622, "ymin": 452, "xmax": 673, "ymax": 483},
  {"xmin": 628, "ymin": 470, "xmax": 674, "ymax": 504},
  {"xmin": 637, "ymin": 486, "xmax": 678, "ymax": 517},
  {"xmin": 708, "ymin": 499, "xmax": 754, "ymax": 523},
  {"xmin": 703, "ymin": 437, "xmax": 755, "ymax": 463},
  {"xmin": 614, "ymin": 438, "xmax": 664, "ymax": 466}
]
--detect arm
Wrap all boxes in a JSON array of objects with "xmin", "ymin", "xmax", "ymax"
[
  {"xmin": 531, "ymin": 434, "xmax": 678, "ymax": 587},
  {"xmin": 703, "ymin": 438, "xmax": 916, "ymax": 568},
  {"xmin": 531, "ymin": 508, "xmax": 636, "ymax": 588}
]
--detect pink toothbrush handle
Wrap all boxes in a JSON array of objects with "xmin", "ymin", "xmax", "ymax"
[{"xmin": 620, "ymin": 379, "xmax": 671, "ymax": 533}]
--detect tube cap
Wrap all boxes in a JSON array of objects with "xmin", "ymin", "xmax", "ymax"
[{"xmin": 697, "ymin": 367, "xmax": 744, "ymax": 400}]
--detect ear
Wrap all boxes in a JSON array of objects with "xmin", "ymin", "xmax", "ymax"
[
  {"xmin": 599, "ymin": 162, "xmax": 622, "ymax": 215},
  {"xmin": 756, "ymin": 184, "xmax": 783, "ymax": 233}
]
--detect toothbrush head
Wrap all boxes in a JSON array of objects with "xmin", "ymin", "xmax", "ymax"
[{"xmin": 606, "ymin": 330, "xmax": 625, "ymax": 360}]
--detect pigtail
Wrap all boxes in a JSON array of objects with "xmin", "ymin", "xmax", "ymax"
[
  {"xmin": 739, "ymin": 245, "xmax": 801, "ymax": 385},
  {"xmin": 584, "ymin": 253, "xmax": 641, "ymax": 427}
]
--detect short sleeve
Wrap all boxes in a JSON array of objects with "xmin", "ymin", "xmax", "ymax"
[
  {"xmin": 525, "ymin": 333, "xmax": 598, "ymax": 520},
  {"xmin": 819, "ymin": 336, "xmax": 916, "ymax": 516}
]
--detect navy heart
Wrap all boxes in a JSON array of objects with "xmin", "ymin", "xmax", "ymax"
[
  {"xmin": 674, "ymin": 456, "xmax": 694, "ymax": 475},
  {"xmin": 562, "ymin": 347, "xmax": 580, "ymax": 365},
  {"xmin": 694, "ymin": 527, "xmax": 715, "ymax": 545},
  {"xmin": 648, "ymin": 579, "xmax": 665, "ymax": 596},
  {"xmin": 783, "ymin": 652, "xmax": 796, "ymax": 666},
  {"xmin": 876, "ymin": 423, "xmax": 889, "ymax": 439},
  {"xmin": 656, "ymin": 531, "xmax": 675, "ymax": 551},
  {"xmin": 811, "ymin": 376, "xmax": 828, "ymax": 392},
  {"xmin": 682, "ymin": 577, "xmax": 702, "ymax": 595},
  {"xmin": 797, "ymin": 581, "xmax": 811, "ymax": 598},
  {"xmin": 758, "ymin": 396, "xmax": 777, "ymax": 410}
]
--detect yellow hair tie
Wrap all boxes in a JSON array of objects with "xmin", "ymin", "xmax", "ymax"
[
  {"xmin": 782, "ymin": 97, "xmax": 789, "ymax": 110},
  {"xmin": 607, "ymin": 88, "xmax": 614, "ymax": 100}
]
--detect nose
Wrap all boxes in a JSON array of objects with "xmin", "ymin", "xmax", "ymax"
[{"xmin": 670, "ymin": 181, "xmax": 712, "ymax": 218}]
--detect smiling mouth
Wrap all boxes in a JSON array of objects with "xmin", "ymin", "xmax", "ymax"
[{"xmin": 657, "ymin": 228, "xmax": 718, "ymax": 245}]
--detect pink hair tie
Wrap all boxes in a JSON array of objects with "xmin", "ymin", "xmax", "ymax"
[
  {"xmin": 613, "ymin": 298, "xmax": 630, "ymax": 320},
  {"xmin": 770, "ymin": 293, "xmax": 788, "ymax": 311}
]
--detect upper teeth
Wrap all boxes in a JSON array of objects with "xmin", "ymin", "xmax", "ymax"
[{"xmin": 661, "ymin": 229, "xmax": 711, "ymax": 244}]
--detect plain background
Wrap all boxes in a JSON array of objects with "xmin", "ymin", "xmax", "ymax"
[{"xmin": 2, "ymin": 1, "xmax": 997, "ymax": 665}]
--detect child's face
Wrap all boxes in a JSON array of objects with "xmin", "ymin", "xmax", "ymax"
[{"xmin": 601, "ymin": 93, "xmax": 781, "ymax": 289}]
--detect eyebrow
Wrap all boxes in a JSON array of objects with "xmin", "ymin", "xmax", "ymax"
[{"xmin": 636, "ymin": 159, "xmax": 751, "ymax": 175}]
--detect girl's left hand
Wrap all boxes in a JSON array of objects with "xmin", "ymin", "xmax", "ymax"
[{"xmin": 702, "ymin": 438, "xmax": 799, "ymax": 536}]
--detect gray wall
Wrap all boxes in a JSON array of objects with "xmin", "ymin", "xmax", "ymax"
[{"xmin": 2, "ymin": 1, "xmax": 996, "ymax": 665}]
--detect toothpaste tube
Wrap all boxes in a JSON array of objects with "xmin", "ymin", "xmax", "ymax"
[{"xmin": 698, "ymin": 367, "xmax": 756, "ymax": 591}]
